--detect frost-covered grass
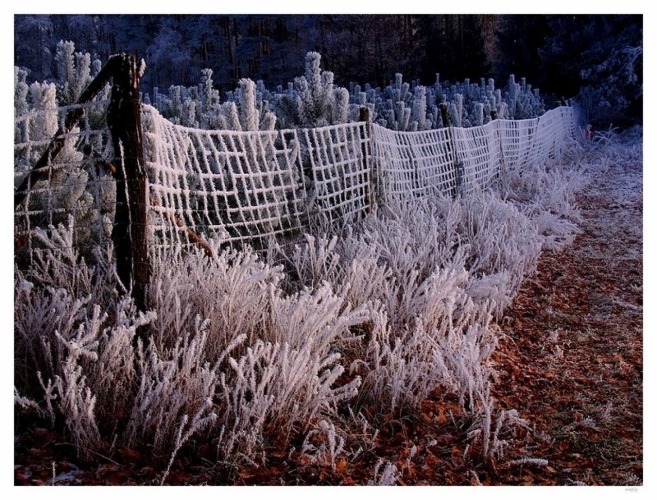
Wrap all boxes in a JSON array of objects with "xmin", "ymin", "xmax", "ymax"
[{"xmin": 14, "ymin": 141, "xmax": 589, "ymax": 481}]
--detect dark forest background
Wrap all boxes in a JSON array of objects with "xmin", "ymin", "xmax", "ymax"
[{"xmin": 14, "ymin": 14, "xmax": 643, "ymax": 127}]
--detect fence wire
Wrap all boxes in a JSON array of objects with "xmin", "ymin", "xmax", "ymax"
[
  {"xmin": 371, "ymin": 125, "xmax": 457, "ymax": 200},
  {"xmin": 143, "ymin": 106, "xmax": 307, "ymax": 251},
  {"xmin": 301, "ymin": 122, "xmax": 371, "ymax": 225},
  {"xmin": 15, "ymin": 104, "xmax": 577, "ymax": 259}
]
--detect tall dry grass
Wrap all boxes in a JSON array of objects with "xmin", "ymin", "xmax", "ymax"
[{"xmin": 15, "ymin": 142, "xmax": 590, "ymax": 481}]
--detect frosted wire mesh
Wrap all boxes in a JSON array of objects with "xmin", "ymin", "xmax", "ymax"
[
  {"xmin": 498, "ymin": 117, "xmax": 540, "ymax": 171},
  {"xmin": 452, "ymin": 119, "xmax": 503, "ymax": 195},
  {"xmin": 15, "ymin": 102, "xmax": 577, "ymax": 260},
  {"xmin": 372, "ymin": 107, "xmax": 576, "ymax": 201},
  {"xmin": 550, "ymin": 108, "xmax": 575, "ymax": 157},
  {"xmin": 530, "ymin": 110, "xmax": 561, "ymax": 165},
  {"xmin": 499, "ymin": 107, "xmax": 577, "ymax": 172},
  {"xmin": 301, "ymin": 122, "xmax": 371, "ymax": 224},
  {"xmin": 14, "ymin": 100, "xmax": 114, "ymax": 262},
  {"xmin": 143, "ymin": 105, "xmax": 306, "ymax": 249},
  {"xmin": 371, "ymin": 123, "xmax": 457, "ymax": 201},
  {"xmin": 560, "ymin": 107, "xmax": 578, "ymax": 142}
]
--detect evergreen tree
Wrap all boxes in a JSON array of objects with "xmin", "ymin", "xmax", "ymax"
[
  {"xmin": 541, "ymin": 15, "xmax": 642, "ymax": 127},
  {"xmin": 494, "ymin": 15, "xmax": 550, "ymax": 90},
  {"xmin": 496, "ymin": 14, "xmax": 642, "ymax": 127},
  {"xmin": 14, "ymin": 15, "xmax": 55, "ymax": 81}
]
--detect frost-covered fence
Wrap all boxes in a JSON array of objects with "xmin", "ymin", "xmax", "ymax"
[
  {"xmin": 143, "ymin": 106, "xmax": 307, "ymax": 250},
  {"xmin": 370, "ymin": 125, "xmax": 458, "ymax": 199},
  {"xmin": 145, "ymin": 105, "xmax": 575, "ymax": 250},
  {"xmin": 15, "ymin": 92, "xmax": 577, "ymax": 263},
  {"xmin": 144, "ymin": 107, "xmax": 372, "ymax": 251},
  {"xmin": 300, "ymin": 122, "xmax": 371, "ymax": 225},
  {"xmin": 372, "ymin": 106, "xmax": 577, "ymax": 201},
  {"xmin": 498, "ymin": 106, "xmax": 577, "ymax": 171}
]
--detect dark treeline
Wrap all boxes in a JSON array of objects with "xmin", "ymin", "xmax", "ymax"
[{"xmin": 14, "ymin": 14, "xmax": 642, "ymax": 126}]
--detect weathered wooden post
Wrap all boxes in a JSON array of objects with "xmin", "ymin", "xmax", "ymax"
[
  {"xmin": 359, "ymin": 106, "xmax": 374, "ymax": 213},
  {"xmin": 358, "ymin": 106, "xmax": 370, "ymax": 125},
  {"xmin": 439, "ymin": 102, "xmax": 450, "ymax": 129},
  {"xmin": 489, "ymin": 108, "xmax": 502, "ymax": 186},
  {"xmin": 440, "ymin": 103, "xmax": 463, "ymax": 198},
  {"xmin": 107, "ymin": 54, "xmax": 149, "ymax": 314}
]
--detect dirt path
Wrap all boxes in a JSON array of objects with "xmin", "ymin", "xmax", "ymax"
[{"xmin": 488, "ymin": 138, "xmax": 643, "ymax": 485}]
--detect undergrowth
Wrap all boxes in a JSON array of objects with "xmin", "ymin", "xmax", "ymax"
[{"xmin": 15, "ymin": 138, "xmax": 593, "ymax": 483}]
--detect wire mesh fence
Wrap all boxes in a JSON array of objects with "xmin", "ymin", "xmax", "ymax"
[
  {"xmin": 15, "ymin": 104, "xmax": 578, "ymax": 260},
  {"xmin": 143, "ymin": 106, "xmax": 307, "ymax": 253},
  {"xmin": 370, "ymin": 124, "xmax": 457, "ymax": 201}
]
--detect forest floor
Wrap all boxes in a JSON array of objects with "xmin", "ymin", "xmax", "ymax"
[
  {"xmin": 482, "ymin": 139, "xmax": 644, "ymax": 486},
  {"xmin": 14, "ymin": 137, "xmax": 643, "ymax": 487}
]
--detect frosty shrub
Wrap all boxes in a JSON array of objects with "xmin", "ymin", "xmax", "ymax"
[
  {"xmin": 149, "ymin": 76, "xmax": 278, "ymax": 131},
  {"xmin": 338, "ymin": 200, "xmax": 507, "ymax": 414},
  {"xmin": 500, "ymin": 156, "xmax": 586, "ymax": 252},
  {"xmin": 14, "ymin": 41, "xmax": 113, "ymax": 262},
  {"xmin": 274, "ymin": 52, "xmax": 351, "ymax": 128},
  {"xmin": 577, "ymin": 43, "xmax": 642, "ymax": 127},
  {"xmin": 147, "ymin": 245, "xmax": 372, "ymax": 462},
  {"xmin": 267, "ymin": 145, "xmax": 582, "ymax": 440},
  {"xmin": 15, "ymin": 223, "xmax": 370, "ymax": 468},
  {"xmin": 14, "ymin": 219, "xmax": 151, "ymax": 455},
  {"xmin": 142, "ymin": 50, "xmax": 547, "ymax": 133},
  {"xmin": 54, "ymin": 40, "xmax": 93, "ymax": 105}
]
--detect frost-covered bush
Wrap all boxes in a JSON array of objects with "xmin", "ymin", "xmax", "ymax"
[
  {"xmin": 348, "ymin": 72, "xmax": 544, "ymax": 131},
  {"xmin": 350, "ymin": 68, "xmax": 546, "ymax": 131},
  {"xmin": 147, "ymin": 72, "xmax": 277, "ymax": 131},
  {"xmin": 14, "ymin": 80, "xmax": 101, "ymax": 237},
  {"xmin": 270, "ymin": 177, "xmax": 576, "ymax": 419},
  {"xmin": 145, "ymin": 51, "xmax": 547, "ymax": 132},
  {"xmin": 499, "ymin": 154, "xmax": 586, "ymax": 252},
  {"xmin": 14, "ymin": 41, "xmax": 113, "ymax": 258},
  {"xmin": 274, "ymin": 52, "xmax": 351, "ymax": 128},
  {"xmin": 504, "ymin": 74, "xmax": 546, "ymax": 120},
  {"xmin": 576, "ymin": 42, "xmax": 642, "ymax": 127},
  {"xmin": 15, "ymin": 220, "xmax": 368, "ymax": 470},
  {"xmin": 54, "ymin": 40, "xmax": 93, "ymax": 105}
]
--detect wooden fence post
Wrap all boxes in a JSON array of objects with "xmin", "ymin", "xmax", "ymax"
[
  {"xmin": 440, "ymin": 103, "xmax": 463, "ymax": 197},
  {"xmin": 107, "ymin": 54, "xmax": 149, "ymax": 314},
  {"xmin": 490, "ymin": 109, "xmax": 502, "ymax": 186},
  {"xmin": 439, "ymin": 103, "xmax": 450, "ymax": 129},
  {"xmin": 359, "ymin": 107, "xmax": 374, "ymax": 213}
]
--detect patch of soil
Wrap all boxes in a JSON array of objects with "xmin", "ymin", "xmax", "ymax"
[{"xmin": 486, "ymin": 146, "xmax": 643, "ymax": 486}]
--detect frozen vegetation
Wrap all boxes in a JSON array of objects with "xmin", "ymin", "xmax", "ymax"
[
  {"xmin": 14, "ymin": 44, "xmax": 621, "ymax": 483},
  {"xmin": 14, "ymin": 143, "xmax": 594, "ymax": 482},
  {"xmin": 13, "ymin": 42, "xmax": 550, "ymax": 132},
  {"xmin": 145, "ymin": 51, "xmax": 548, "ymax": 131}
]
